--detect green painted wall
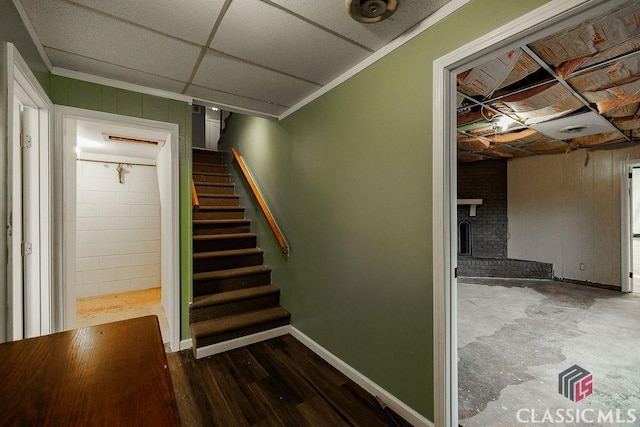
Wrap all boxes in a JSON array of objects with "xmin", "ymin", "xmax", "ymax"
[
  {"xmin": 47, "ymin": 75, "xmax": 193, "ymax": 339},
  {"xmin": 222, "ymin": 0, "xmax": 549, "ymax": 419}
]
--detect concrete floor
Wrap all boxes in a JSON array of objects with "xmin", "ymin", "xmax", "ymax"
[
  {"xmin": 458, "ymin": 278, "xmax": 640, "ymax": 426},
  {"xmin": 77, "ymin": 287, "xmax": 170, "ymax": 343}
]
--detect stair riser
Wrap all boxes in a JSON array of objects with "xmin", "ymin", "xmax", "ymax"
[
  {"xmin": 193, "ymin": 236, "xmax": 257, "ymax": 252},
  {"xmin": 193, "ymin": 271, "xmax": 271, "ymax": 297},
  {"xmin": 193, "ymin": 164, "xmax": 227, "ymax": 174},
  {"xmin": 195, "ymin": 184, "xmax": 235, "ymax": 195},
  {"xmin": 193, "ymin": 210, "xmax": 245, "ymax": 220},
  {"xmin": 190, "ymin": 293, "xmax": 281, "ymax": 323},
  {"xmin": 193, "ymin": 317, "xmax": 291, "ymax": 349},
  {"xmin": 198, "ymin": 196, "xmax": 240, "ymax": 207},
  {"xmin": 193, "ymin": 155, "xmax": 224, "ymax": 165},
  {"xmin": 193, "ymin": 174, "xmax": 231, "ymax": 184},
  {"xmin": 193, "ymin": 224, "xmax": 251, "ymax": 235},
  {"xmin": 193, "ymin": 253, "xmax": 264, "ymax": 273}
]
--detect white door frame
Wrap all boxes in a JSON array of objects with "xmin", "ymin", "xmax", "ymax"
[
  {"xmin": 431, "ymin": 0, "xmax": 615, "ymax": 424},
  {"xmin": 54, "ymin": 106, "xmax": 181, "ymax": 352},
  {"xmin": 621, "ymin": 160, "xmax": 640, "ymax": 293},
  {"xmin": 2, "ymin": 42, "xmax": 52, "ymax": 342}
]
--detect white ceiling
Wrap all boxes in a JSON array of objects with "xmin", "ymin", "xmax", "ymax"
[
  {"xmin": 76, "ymin": 119, "xmax": 167, "ymax": 161},
  {"xmin": 17, "ymin": 0, "xmax": 452, "ymax": 117}
]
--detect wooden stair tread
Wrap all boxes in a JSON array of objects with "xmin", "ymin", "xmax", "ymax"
[
  {"xmin": 197, "ymin": 193, "xmax": 238, "ymax": 198},
  {"xmin": 192, "ymin": 148, "xmax": 222, "ymax": 153},
  {"xmin": 193, "ymin": 248, "xmax": 263, "ymax": 260},
  {"xmin": 193, "ymin": 232, "xmax": 256, "ymax": 241},
  {"xmin": 193, "ymin": 219, "xmax": 250, "ymax": 225},
  {"xmin": 193, "ymin": 161, "xmax": 224, "ymax": 166},
  {"xmin": 192, "ymin": 171, "xmax": 229, "ymax": 177},
  {"xmin": 193, "ymin": 265, "xmax": 271, "ymax": 281},
  {"xmin": 194, "ymin": 181, "xmax": 234, "ymax": 187},
  {"xmin": 191, "ymin": 285, "xmax": 279, "ymax": 308},
  {"xmin": 191, "ymin": 307, "xmax": 290, "ymax": 338},
  {"xmin": 195, "ymin": 206, "xmax": 243, "ymax": 211}
]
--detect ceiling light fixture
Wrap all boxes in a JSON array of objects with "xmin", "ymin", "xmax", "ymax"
[
  {"xmin": 492, "ymin": 115, "xmax": 517, "ymax": 132},
  {"xmin": 559, "ymin": 125, "xmax": 590, "ymax": 135},
  {"xmin": 105, "ymin": 135, "xmax": 159, "ymax": 145},
  {"xmin": 346, "ymin": 0, "xmax": 398, "ymax": 24}
]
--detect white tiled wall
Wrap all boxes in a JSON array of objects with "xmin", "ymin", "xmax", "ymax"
[{"xmin": 76, "ymin": 160, "xmax": 161, "ymax": 298}]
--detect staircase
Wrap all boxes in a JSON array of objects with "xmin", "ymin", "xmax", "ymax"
[{"xmin": 190, "ymin": 148, "xmax": 290, "ymax": 356}]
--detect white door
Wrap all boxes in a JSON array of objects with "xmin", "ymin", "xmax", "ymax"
[
  {"xmin": 7, "ymin": 97, "xmax": 24, "ymax": 340},
  {"xmin": 22, "ymin": 105, "xmax": 42, "ymax": 337},
  {"xmin": 621, "ymin": 162, "xmax": 636, "ymax": 293},
  {"xmin": 205, "ymin": 119, "xmax": 220, "ymax": 150},
  {"xmin": 2, "ymin": 42, "xmax": 52, "ymax": 341},
  {"xmin": 631, "ymin": 167, "xmax": 640, "ymax": 293}
]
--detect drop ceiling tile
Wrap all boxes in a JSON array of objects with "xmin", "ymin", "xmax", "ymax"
[
  {"xmin": 269, "ymin": 0, "xmax": 452, "ymax": 50},
  {"xmin": 210, "ymin": 0, "xmax": 370, "ymax": 84},
  {"xmin": 67, "ymin": 0, "xmax": 225, "ymax": 45},
  {"xmin": 186, "ymin": 84, "xmax": 287, "ymax": 117},
  {"xmin": 192, "ymin": 51, "xmax": 320, "ymax": 107},
  {"xmin": 46, "ymin": 48, "xmax": 187, "ymax": 94},
  {"xmin": 21, "ymin": 0, "xmax": 201, "ymax": 81}
]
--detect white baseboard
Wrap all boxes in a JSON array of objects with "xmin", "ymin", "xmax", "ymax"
[
  {"xmin": 290, "ymin": 326, "xmax": 434, "ymax": 427},
  {"xmin": 195, "ymin": 326, "xmax": 290, "ymax": 359},
  {"xmin": 179, "ymin": 338, "xmax": 192, "ymax": 351}
]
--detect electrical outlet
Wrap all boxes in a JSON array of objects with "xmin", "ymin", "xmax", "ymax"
[{"xmin": 579, "ymin": 263, "xmax": 586, "ymax": 271}]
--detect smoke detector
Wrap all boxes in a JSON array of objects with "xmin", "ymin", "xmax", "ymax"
[{"xmin": 347, "ymin": 0, "xmax": 398, "ymax": 24}]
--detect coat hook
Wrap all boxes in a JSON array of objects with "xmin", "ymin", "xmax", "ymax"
[{"xmin": 117, "ymin": 163, "xmax": 125, "ymax": 184}]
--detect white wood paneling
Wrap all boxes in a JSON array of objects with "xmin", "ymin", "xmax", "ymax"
[
  {"xmin": 508, "ymin": 146, "xmax": 640, "ymax": 287},
  {"xmin": 593, "ymin": 152, "xmax": 615, "ymax": 284},
  {"xmin": 507, "ymin": 155, "xmax": 564, "ymax": 270}
]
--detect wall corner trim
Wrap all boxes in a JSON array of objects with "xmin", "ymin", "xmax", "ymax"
[
  {"xmin": 289, "ymin": 326, "xmax": 434, "ymax": 427},
  {"xmin": 11, "ymin": 0, "xmax": 53, "ymax": 71}
]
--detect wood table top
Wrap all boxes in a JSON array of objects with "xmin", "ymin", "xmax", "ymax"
[{"xmin": 0, "ymin": 315, "xmax": 180, "ymax": 426}]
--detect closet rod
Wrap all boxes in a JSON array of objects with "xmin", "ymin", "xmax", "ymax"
[{"xmin": 78, "ymin": 158, "xmax": 155, "ymax": 167}]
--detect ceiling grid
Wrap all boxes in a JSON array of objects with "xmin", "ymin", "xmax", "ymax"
[
  {"xmin": 17, "ymin": 0, "xmax": 451, "ymax": 117},
  {"xmin": 456, "ymin": 0, "xmax": 640, "ymax": 162}
]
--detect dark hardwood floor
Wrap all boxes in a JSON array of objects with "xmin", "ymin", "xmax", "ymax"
[{"xmin": 166, "ymin": 334, "xmax": 413, "ymax": 426}]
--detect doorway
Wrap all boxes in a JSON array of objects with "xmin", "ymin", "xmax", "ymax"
[
  {"xmin": 622, "ymin": 161, "xmax": 640, "ymax": 293},
  {"xmin": 632, "ymin": 166, "xmax": 640, "ymax": 293},
  {"xmin": 56, "ymin": 107, "xmax": 180, "ymax": 351},
  {"xmin": 433, "ymin": 0, "xmax": 626, "ymax": 425}
]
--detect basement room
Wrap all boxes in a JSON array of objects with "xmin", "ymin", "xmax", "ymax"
[{"xmin": 455, "ymin": 1, "xmax": 640, "ymax": 425}]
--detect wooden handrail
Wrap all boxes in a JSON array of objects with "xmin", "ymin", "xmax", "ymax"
[
  {"xmin": 191, "ymin": 179, "xmax": 200, "ymax": 210},
  {"xmin": 231, "ymin": 148, "xmax": 289, "ymax": 255}
]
